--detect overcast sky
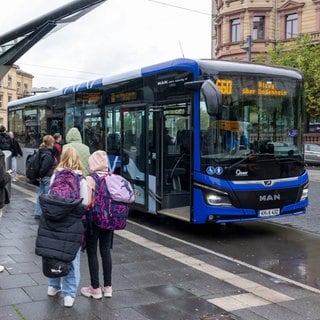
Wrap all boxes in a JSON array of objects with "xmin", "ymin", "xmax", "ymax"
[{"xmin": 0, "ymin": 0, "xmax": 212, "ymax": 89}]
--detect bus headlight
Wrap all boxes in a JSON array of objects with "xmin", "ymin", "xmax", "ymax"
[
  {"xmin": 206, "ymin": 193, "xmax": 232, "ymax": 206},
  {"xmin": 300, "ymin": 184, "xmax": 308, "ymax": 201}
]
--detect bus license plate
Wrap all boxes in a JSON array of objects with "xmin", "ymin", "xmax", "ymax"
[{"xmin": 259, "ymin": 208, "xmax": 280, "ymax": 217}]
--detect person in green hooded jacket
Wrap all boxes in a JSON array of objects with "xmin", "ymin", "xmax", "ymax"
[{"xmin": 62, "ymin": 128, "xmax": 90, "ymax": 176}]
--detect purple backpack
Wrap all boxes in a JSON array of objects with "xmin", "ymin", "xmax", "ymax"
[
  {"xmin": 49, "ymin": 169, "xmax": 83, "ymax": 200},
  {"xmin": 89, "ymin": 173, "xmax": 135, "ymax": 230}
]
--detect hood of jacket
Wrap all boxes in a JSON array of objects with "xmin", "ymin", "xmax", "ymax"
[
  {"xmin": 65, "ymin": 128, "xmax": 82, "ymax": 144},
  {"xmin": 39, "ymin": 194, "xmax": 83, "ymax": 221}
]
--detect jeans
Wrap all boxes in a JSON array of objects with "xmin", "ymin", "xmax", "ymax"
[
  {"xmin": 48, "ymin": 249, "xmax": 81, "ymax": 298},
  {"xmin": 11, "ymin": 157, "xmax": 17, "ymax": 179},
  {"xmin": 34, "ymin": 176, "xmax": 51, "ymax": 216},
  {"xmin": 86, "ymin": 224, "xmax": 113, "ymax": 288}
]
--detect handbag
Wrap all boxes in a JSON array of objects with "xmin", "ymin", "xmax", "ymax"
[{"xmin": 42, "ymin": 257, "xmax": 72, "ymax": 278}]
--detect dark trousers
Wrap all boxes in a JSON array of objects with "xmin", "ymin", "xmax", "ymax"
[{"xmin": 86, "ymin": 223, "xmax": 113, "ymax": 289}]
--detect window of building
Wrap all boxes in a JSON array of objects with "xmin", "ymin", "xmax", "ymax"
[
  {"xmin": 8, "ymin": 94, "xmax": 12, "ymax": 103},
  {"xmin": 0, "ymin": 95, "xmax": 2, "ymax": 108},
  {"xmin": 252, "ymin": 16, "xmax": 265, "ymax": 40},
  {"xmin": 231, "ymin": 18, "xmax": 241, "ymax": 42},
  {"xmin": 24, "ymin": 83, "xmax": 28, "ymax": 94},
  {"xmin": 7, "ymin": 75, "xmax": 12, "ymax": 88},
  {"xmin": 286, "ymin": 13, "xmax": 298, "ymax": 39},
  {"xmin": 17, "ymin": 81, "xmax": 21, "ymax": 94}
]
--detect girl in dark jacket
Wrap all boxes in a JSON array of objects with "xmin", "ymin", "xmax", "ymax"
[
  {"xmin": 35, "ymin": 147, "xmax": 89, "ymax": 308},
  {"xmin": 34, "ymin": 135, "xmax": 56, "ymax": 219}
]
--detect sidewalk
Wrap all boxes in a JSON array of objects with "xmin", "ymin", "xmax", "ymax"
[{"xmin": 1, "ymin": 178, "xmax": 320, "ymax": 320}]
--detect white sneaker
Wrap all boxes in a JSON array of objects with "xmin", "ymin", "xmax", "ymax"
[
  {"xmin": 64, "ymin": 296, "xmax": 75, "ymax": 307},
  {"xmin": 0, "ymin": 265, "xmax": 4, "ymax": 272},
  {"xmin": 47, "ymin": 286, "xmax": 61, "ymax": 296}
]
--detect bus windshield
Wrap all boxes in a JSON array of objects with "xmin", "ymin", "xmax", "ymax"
[{"xmin": 200, "ymin": 75, "xmax": 303, "ymax": 166}]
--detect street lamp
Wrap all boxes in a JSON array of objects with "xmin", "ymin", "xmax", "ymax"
[{"xmin": 241, "ymin": 35, "xmax": 252, "ymax": 62}]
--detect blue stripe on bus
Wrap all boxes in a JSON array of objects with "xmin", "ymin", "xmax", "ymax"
[
  {"xmin": 62, "ymin": 78, "xmax": 103, "ymax": 94},
  {"xmin": 141, "ymin": 58, "xmax": 200, "ymax": 77}
]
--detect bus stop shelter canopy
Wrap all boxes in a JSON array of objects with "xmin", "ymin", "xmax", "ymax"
[{"xmin": 0, "ymin": 0, "xmax": 107, "ymax": 79}]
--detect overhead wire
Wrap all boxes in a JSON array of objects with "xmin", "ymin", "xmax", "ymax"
[
  {"xmin": 18, "ymin": 62, "xmax": 104, "ymax": 76},
  {"xmin": 148, "ymin": 0, "xmax": 210, "ymax": 16}
]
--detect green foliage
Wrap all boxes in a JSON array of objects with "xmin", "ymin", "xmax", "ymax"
[{"xmin": 254, "ymin": 34, "xmax": 320, "ymax": 119}]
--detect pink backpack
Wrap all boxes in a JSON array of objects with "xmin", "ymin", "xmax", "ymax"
[
  {"xmin": 104, "ymin": 173, "xmax": 135, "ymax": 204},
  {"xmin": 88, "ymin": 173, "xmax": 135, "ymax": 230}
]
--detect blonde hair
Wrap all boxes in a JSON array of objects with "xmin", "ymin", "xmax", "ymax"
[{"xmin": 56, "ymin": 147, "xmax": 83, "ymax": 172}]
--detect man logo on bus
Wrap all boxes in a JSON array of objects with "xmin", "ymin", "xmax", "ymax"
[{"xmin": 259, "ymin": 194, "xmax": 281, "ymax": 202}]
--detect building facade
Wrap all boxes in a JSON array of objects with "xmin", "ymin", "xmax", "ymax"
[
  {"xmin": 0, "ymin": 65, "xmax": 33, "ymax": 127},
  {"xmin": 213, "ymin": 0, "xmax": 320, "ymax": 61}
]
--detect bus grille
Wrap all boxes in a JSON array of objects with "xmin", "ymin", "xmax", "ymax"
[{"xmin": 232, "ymin": 187, "xmax": 301, "ymax": 210}]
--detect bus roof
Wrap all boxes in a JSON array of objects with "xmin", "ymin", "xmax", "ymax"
[
  {"xmin": 7, "ymin": 58, "xmax": 302, "ymax": 108},
  {"xmin": 198, "ymin": 59, "xmax": 303, "ymax": 79}
]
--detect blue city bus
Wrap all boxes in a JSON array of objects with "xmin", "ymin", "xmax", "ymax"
[{"xmin": 8, "ymin": 58, "xmax": 309, "ymax": 224}]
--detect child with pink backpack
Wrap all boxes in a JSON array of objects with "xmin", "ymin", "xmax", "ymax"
[{"xmin": 81, "ymin": 150, "xmax": 114, "ymax": 299}]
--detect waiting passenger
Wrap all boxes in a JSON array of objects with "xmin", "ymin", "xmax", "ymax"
[
  {"xmin": 0, "ymin": 150, "xmax": 11, "ymax": 217},
  {"xmin": 53, "ymin": 133, "xmax": 62, "ymax": 163},
  {"xmin": 34, "ymin": 135, "xmax": 56, "ymax": 219},
  {"xmin": 36, "ymin": 147, "xmax": 89, "ymax": 308},
  {"xmin": 63, "ymin": 127, "xmax": 90, "ymax": 176},
  {"xmin": 0, "ymin": 126, "xmax": 13, "ymax": 153},
  {"xmin": 8, "ymin": 132, "xmax": 23, "ymax": 182},
  {"xmin": 81, "ymin": 150, "xmax": 113, "ymax": 300}
]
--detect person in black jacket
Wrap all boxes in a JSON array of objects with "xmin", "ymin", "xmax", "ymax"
[
  {"xmin": 0, "ymin": 149, "xmax": 10, "ymax": 272},
  {"xmin": 0, "ymin": 125, "xmax": 13, "ymax": 152},
  {"xmin": 8, "ymin": 132, "xmax": 23, "ymax": 182},
  {"xmin": 35, "ymin": 195, "xmax": 84, "ymax": 262},
  {"xmin": 0, "ymin": 150, "xmax": 11, "ymax": 217},
  {"xmin": 35, "ymin": 195, "xmax": 84, "ymax": 307},
  {"xmin": 35, "ymin": 147, "xmax": 89, "ymax": 308},
  {"xmin": 34, "ymin": 135, "xmax": 56, "ymax": 219}
]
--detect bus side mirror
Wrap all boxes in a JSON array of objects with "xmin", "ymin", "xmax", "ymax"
[
  {"xmin": 201, "ymin": 80, "xmax": 222, "ymax": 116},
  {"xmin": 184, "ymin": 79, "xmax": 222, "ymax": 116}
]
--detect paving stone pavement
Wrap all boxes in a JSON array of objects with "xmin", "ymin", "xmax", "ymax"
[{"xmin": 1, "ymin": 176, "xmax": 320, "ymax": 320}]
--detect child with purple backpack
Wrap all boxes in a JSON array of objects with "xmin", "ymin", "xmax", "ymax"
[
  {"xmin": 35, "ymin": 147, "xmax": 89, "ymax": 308},
  {"xmin": 81, "ymin": 150, "xmax": 113, "ymax": 299}
]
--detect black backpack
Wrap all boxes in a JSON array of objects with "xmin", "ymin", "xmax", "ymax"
[{"xmin": 26, "ymin": 150, "xmax": 41, "ymax": 180}]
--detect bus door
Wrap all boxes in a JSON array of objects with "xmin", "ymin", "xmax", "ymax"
[
  {"xmin": 157, "ymin": 105, "xmax": 192, "ymax": 222},
  {"xmin": 120, "ymin": 106, "xmax": 148, "ymax": 212}
]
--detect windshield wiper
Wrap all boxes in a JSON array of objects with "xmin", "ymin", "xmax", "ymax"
[
  {"xmin": 225, "ymin": 154, "xmax": 255, "ymax": 171},
  {"xmin": 226, "ymin": 153, "xmax": 278, "ymax": 171},
  {"xmin": 226, "ymin": 154, "xmax": 305, "ymax": 171},
  {"xmin": 276, "ymin": 157, "xmax": 305, "ymax": 166}
]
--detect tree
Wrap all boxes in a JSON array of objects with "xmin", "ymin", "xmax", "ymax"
[{"xmin": 255, "ymin": 34, "xmax": 320, "ymax": 120}]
